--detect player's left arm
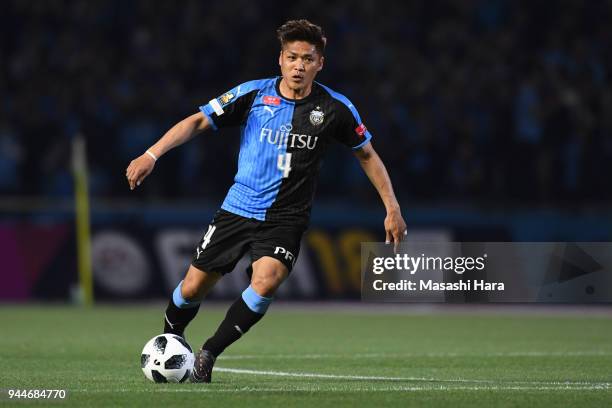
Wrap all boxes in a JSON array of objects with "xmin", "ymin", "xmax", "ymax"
[{"xmin": 354, "ymin": 142, "xmax": 407, "ymax": 249}]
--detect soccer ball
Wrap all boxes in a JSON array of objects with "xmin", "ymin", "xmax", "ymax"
[{"xmin": 141, "ymin": 334, "xmax": 195, "ymax": 383}]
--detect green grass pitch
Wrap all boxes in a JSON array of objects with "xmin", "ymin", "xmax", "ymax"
[{"xmin": 1, "ymin": 305, "xmax": 611, "ymax": 407}]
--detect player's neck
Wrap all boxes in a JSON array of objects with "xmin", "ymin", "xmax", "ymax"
[{"xmin": 279, "ymin": 78, "xmax": 312, "ymax": 100}]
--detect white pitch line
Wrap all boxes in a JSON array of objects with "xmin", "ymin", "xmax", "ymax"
[
  {"xmin": 219, "ymin": 350, "xmax": 612, "ymax": 360},
  {"xmin": 214, "ymin": 367, "xmax": 611, "ymax": 388},
  {"xmin": 215, "ymin": 366, "xmax": 466, "ymax": 382}
]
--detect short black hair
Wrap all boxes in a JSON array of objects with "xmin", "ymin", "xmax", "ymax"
[{"xmin": 277, "ymin": 19, "xmax": 326, "ymax": 55}]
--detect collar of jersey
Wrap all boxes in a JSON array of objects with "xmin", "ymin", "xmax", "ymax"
[{"xmin": 274, "ymin": 76, "xmax": 317, "ymax": 104}]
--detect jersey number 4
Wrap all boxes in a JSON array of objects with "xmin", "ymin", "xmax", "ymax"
[
  {"xmin": 277, "ymin": 153, "xmax": 292, "ymax": 178},
  {"xmin": 196, "ymin": 224, "xmax": 216, "ymax": 259},
  {"xmin": 201, "ymin": 225, "xmax": 216, "ymax": 250}
]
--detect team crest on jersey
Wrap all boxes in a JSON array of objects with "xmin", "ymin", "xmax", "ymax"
[
  {"xmin": 309, "ymin": 106, "xmax": 324, "ymax": 126},
  {"xmin": 218, "ymin": 91, "xmax": 235, "ymax": 106}
]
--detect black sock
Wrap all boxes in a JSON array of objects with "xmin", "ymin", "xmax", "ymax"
[
  {"xmin": 163, "ymin": 299, "xmax": 200, "ymax": 337},
  {"xmin": 203, "ymin": 297, "xmax": 264, "ymax": 357}
]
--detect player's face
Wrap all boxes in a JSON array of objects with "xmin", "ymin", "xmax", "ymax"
[{"xmin": 279, "ymin": 41, "xmax": 324, "ymax": 92}]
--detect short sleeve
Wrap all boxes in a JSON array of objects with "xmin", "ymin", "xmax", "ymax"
[
  {"xmin": 333, "ymin": 99, "xmax": 372, "ymax": 150},
  {"xmin": 199, "ymin": 82, "xmax": 259, "ymax": 130}
]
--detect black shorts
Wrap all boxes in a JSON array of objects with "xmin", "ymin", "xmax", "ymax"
[{"xmin": 192, "ymin": 209, "xmax": 306, "ymax": 275}]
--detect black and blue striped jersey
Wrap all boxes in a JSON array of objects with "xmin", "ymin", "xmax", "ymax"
[{"xmin": 199, "ymin": 77, "xmax": 372, "ymax": 226}]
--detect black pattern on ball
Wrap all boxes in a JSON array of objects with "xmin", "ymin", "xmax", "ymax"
[
  {"xmin": 151, "ymin": 370, "xmax": 168, "ymax": 383},
  {"xmin": 140, "ymin": 354, "xmax": 150, "ymax": 368},
  {"xmin": 153, "ymin": 336, "xmax": 168, "ymax": 354},
  {"xmin": 165, "ymin": 354, "xmax": 187, "ymax": 369}
]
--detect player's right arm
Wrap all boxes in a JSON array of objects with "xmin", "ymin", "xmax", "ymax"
[{"xmin": 125, "ymin": 112, "xmax": 211, "ymax": 190}]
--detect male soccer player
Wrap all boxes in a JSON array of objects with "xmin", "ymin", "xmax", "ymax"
[{"xmin": 126, "ymin": 19, "xmax": 407, "ymax": 383}]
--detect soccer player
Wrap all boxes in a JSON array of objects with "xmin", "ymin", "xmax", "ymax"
[{"xmin": 125, "ymin": 19, "xmax": 407, "ymax": 383}]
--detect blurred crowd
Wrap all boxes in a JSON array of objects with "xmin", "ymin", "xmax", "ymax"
[{"xmin": 1, "ymin": 0, "xmax": 611, "ymax": 207}]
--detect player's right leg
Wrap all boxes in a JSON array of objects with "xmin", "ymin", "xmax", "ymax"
[
  {"xmin": 162, "ymin": 209, "xmax": 252, "ymax": 338},
  {"xmin": 163, "ymin": 264, "xmax": 221, "ymax": 337}
]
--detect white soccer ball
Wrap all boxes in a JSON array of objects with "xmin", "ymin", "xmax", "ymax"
[{"xmin": 141, "ymin": 334, "xmax": 195, "ymax": 383}]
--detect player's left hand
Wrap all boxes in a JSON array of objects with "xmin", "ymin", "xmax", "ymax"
[{"xmin": 384, "ymin": 209, "xmax": 407, "ymax": 253}]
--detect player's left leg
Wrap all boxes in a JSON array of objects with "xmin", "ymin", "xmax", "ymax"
[
  {"xmin": 191, "ymin": 258, "xmax": 288, "ymax": 383},
  {"xmin": 201, "ymin": 257, "xmax": 288, "ymax": 357},
  {"xmin": 191, "ymin": 223, "xmax": 303, "ymax": 383}
]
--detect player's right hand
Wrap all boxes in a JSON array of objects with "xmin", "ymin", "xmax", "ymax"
[{"xmin": 126, "ymin": 153, "xmax": 156, "ymax": 190}]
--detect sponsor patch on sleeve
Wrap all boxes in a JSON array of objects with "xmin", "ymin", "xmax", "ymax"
[
  {"xmin": 218, "ymin": 91, "xmax": 235, "ymax": 106},
  {"xmin": 355, "ymin": 123, "xmax": 367, "ymax": 137},
  {"xmin": 263, "ymin": 95, "xmax": 281, "ymax": 106}
]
